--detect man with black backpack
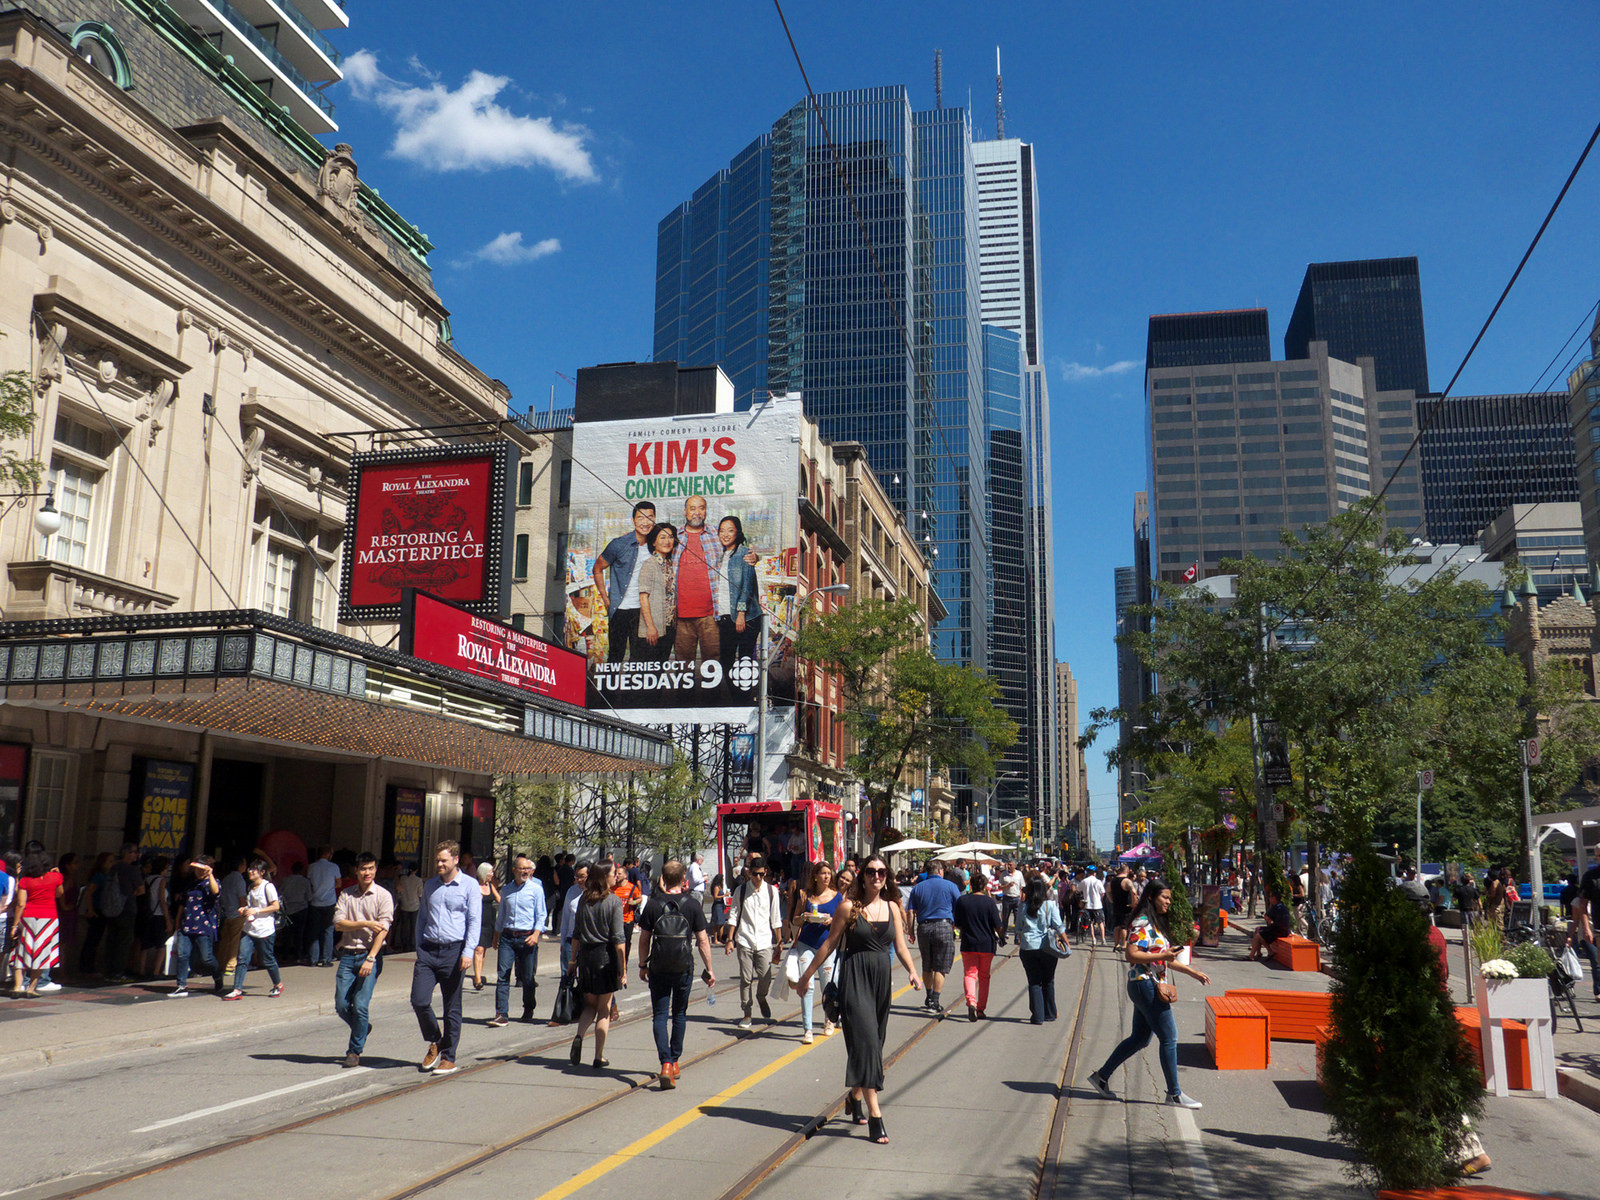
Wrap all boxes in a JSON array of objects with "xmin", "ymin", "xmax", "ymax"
[{"xmin": 637, "ymin": 859, "xmax": 716, "ymax": 1089}]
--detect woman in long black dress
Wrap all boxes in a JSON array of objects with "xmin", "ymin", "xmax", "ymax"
[{"xmin": 797, "ymin": 854, "xmax": 921, "ymax": 1145}]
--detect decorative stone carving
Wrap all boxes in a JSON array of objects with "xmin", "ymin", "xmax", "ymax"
[
  {"xmin": 96, "ymin": 356, "xmax": 118, "ymax": 385},
  {"xmin": 241, "ymin": 424, "xmax": 266, "ymax": 484},
  {"xmin": 317, "ymin": 143, "xmax": 363, "ymax": 233},
  {"xmin": 0, "ymin": 200, "xmax": 16, "ymax": 222},
  {"xmin": 139, "ymin": 379, "xmax": 176, "ymax": 444}
]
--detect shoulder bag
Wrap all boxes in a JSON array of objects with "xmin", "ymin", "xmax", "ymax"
[
  {"xmin": 1156, "ymin": 977, "xmax": 1178, "ymax": 1004},
  {"xmin": 1043, "ymin": 900, "xmax": 1073, "ymax": 959},
  {"xmin": 550, "ymin": 973, "xmax": 580, "ymax": 1024}
]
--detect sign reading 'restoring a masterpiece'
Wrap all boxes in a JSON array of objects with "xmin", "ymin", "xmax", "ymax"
[
  {"xmin": 402, "ymin": 589, "xmax": 587, "ymax": 707},
  {"xmin": 339, "ymin": 444, "xmax": 515, "ymax": 622}
]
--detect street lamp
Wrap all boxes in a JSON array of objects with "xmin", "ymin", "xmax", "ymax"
[
  {"xmin": 981, "ymin": 769, "xmax": 1022, "ymax": 837},
  {"xmin": 0, "ymin": 488, "xmax": 62, "ymax": 538},
  {"xmin": 757, "ymin": 581, "xmax": 850, "ymax": 809}
]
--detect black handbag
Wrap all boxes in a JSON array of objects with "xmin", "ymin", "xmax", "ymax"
[
  {"xmin": 551, "ymin": 975, "xmax": 580, "ymax": 1025},
  {"xmin": 821, "ymin": 980, "xmax": 841, "ymax": 1023}
]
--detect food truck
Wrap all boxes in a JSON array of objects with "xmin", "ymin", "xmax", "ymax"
[{"xmin": 714, "ymin": 798, "xmax": 845, "ymax": 880}]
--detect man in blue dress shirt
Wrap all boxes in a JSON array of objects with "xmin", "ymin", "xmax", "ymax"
[
  {"xmin": 413, "ymin": 840, "xmax": 480, "ymax": 1074},
  {"xmin": 490, "ymin": 853, "xmax": 547, "ymax": 1026}
]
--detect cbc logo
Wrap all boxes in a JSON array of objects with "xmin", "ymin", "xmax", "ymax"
[{"xmin": 729, "ymin": 656, "xmax": 761, "ymax": 690}]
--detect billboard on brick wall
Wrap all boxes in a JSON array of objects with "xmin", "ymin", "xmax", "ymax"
[
  {"xmin": 339, "ymin": 443, "xmax": 515, "ymax": 622},
  {"xmin": 564, "ymin": 397, "xmax": 804, "ymax": 724}
]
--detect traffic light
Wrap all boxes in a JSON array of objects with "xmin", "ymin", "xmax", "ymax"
[{"xmin": 1023, "ymin": 817, "xmax": 1032, "ymax": 838}]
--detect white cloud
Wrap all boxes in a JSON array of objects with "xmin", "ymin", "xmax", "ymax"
[
  {"xmin": 344, "ymin": 51, "xmax": 596, "ymax": 181},
  {"xmin": 1054, "ymin": 358, "xmax": 1140, "ymax": 382},
  {"xmin": 458, "ymin": 231, "xmax": 562, "ymax": 267}
]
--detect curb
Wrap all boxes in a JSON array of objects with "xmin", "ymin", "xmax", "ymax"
[{"xmin": 1557, "ymin": 1068, "xmax": 1600, "ymax": 1115}]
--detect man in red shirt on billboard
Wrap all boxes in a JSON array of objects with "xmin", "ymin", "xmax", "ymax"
[{"xmin": 673, "ymin": 495, "xmax": 722, "ymax": 667}]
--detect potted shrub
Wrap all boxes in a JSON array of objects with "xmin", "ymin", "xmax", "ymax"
[
  {"xmin": 1478, "ymin": 941, "xmax": 1555, "ymax": 1022},
  {"xmin": 1163, "ymin": 859, "xmax": 1198, "ymax": 963}
]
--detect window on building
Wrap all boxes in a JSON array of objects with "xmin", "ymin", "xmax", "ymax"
[
  {"xmin": 261, "ymin": 542, "xmax": 302, "ymax": 617},
  {"xmin": 26, "ymin": 751, "xmax": 71, "ymax": 850},
  {"xmin": 518, "ymin": 461, "xmax": 534, "ymax": 507},
  {"xmin": 510, "ymin": 614, "xmax": 526, "ymax": 632},
  {"xmin": 558, "ymin": 459, "xmax": 572, "ymax": 506},
  {"xmin": 41, "ymin": 415, "xmax": 116, "ymax": 568},
  {"xmin": 514, "ymin": 533, "xmax": 530, "ymax": 581},
  {"xmin": 256, "ymin": 508, "xmax": 331, "ymax": 624},
  {"xmin": 555, "ymin": 531, "xmax": 568, "ymax": 578}
]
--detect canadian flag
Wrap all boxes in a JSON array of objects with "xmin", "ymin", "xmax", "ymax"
[{"xmin": 1181, "ymin": 562, "xmax": 1199, "ymax": 583}]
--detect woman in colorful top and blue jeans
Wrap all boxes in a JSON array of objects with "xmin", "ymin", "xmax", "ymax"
[
  {"xmin": 171, "ymin": 856, "xmax": 224, "ymax": 996},
  {"xmin": 1087, "ymin": 880, "xmax": 1211, "ymax": 1109},
  {"xmin": 787, "ymin": 861, "xmax": 842, "ymax": 1043}
]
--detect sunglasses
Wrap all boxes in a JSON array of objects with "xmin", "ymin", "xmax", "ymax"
[{"xmin": 863, "ymin": 867, "xmax": 888, "ymax": 878}]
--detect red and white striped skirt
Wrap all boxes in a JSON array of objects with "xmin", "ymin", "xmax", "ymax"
[{"xmin": 10, "ymin": 916, "xmax": 60, "ymax": 971}]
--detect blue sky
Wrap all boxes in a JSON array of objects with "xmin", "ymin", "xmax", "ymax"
[{"xmin": 327, "ymin": 2, "xmax": 1600, "ymax": 847}]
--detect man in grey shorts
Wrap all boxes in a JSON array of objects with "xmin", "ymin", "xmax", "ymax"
[{"xmin": 906, "ymin": 861, "xmax": 962, "ymax": 1015}]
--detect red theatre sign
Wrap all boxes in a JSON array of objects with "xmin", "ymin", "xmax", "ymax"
[
  {"xmin": 402, "ymin": 590, "xmax": 587, "ymax": 707},
  {"xmin": 339, "ymin": 444, "xmax": 514, "ymax": 622}
]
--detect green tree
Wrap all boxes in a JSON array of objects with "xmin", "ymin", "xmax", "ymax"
[
  {"xmin": 0, "ymin": 353, "xmax": 43, "ymax": 491},
  {"xmin": 629, "ymin": 755, "xmax": 712, "ymax": 861},
  {"xmin": 795, "ymin": 597, "xmax": 1018, "ymax": 853},
  {"xmin": 1321, "ymin": 849, "xmax": 1482, "ymax": 1189},
  {"xmin": 493, "ymin": 776, "xmax": 579, "ymax": 864}
]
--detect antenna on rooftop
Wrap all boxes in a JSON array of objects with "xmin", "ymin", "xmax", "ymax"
[
  {"xmin": 995, "ymin": 47, "xmax": 1005, "ymax": 139},
  {"xmin": 934, "ymin": 48, "xmax": 943, "ymax": 110}
]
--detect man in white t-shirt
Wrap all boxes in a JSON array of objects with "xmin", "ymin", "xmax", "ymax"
[
  {"xmin": 1078, "ymin": 867, "xmax": 1107, "ymax": 946},
  {"xmin": 725, "ymin": 855, "xmax": 782, "ymax": 1029},
  {"xmin": 999, "ymin": 862, "xmax": 1024, "ymax": 946},
  {"xmin": 688, "ymin": 854, "xmax": 707, "ymax": 902}
]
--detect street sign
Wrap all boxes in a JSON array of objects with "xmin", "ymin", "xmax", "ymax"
[
  {"xmin": 976, "ymin": 814, "xmax": 986, "ymax": 828},
  {"xmin": 1262, "ymin": 720, "xmax": 1293, "ymax": 787},
  {"xmin": 1525, "ymin": 738, "xmax": 1541, "ymax": 767},
  {"xmin": 1419, "ymin": 769, "xmax": 1434, "ymax": 790}
]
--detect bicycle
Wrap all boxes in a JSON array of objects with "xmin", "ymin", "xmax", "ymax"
[{"xmin": 1504, "ymin": 921, "xmax": 1584, "ymax": 1032}]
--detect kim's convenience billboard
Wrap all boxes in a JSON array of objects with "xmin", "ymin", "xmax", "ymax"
[{"xmin": 564, "ymin": 398, "xmax": 803, "ymax": 723}]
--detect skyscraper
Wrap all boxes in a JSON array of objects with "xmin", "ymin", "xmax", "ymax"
[
  {"xmin": 1416, "ymin": 392, "xmax": 1578, "ymax": 544},
  {"xmin": 1284, "ymin": 257, "xmax": 1430, "ymax": 395},
  {"xmin": 1146, "ymin": 310, "xmax": 1271, "ymax": 371},
  {"xmin": 984, "ymin": 325, "xmax": 1028, "ymax": 822}
]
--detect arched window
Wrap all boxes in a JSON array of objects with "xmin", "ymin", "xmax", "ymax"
[{"xmin": 70, "ymin": 22, "xmax": 132, "ymax": 90}]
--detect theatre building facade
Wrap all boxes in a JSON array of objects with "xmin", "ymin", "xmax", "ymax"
[{"xmin": 0, "ymin": 4, "xmax": 667, "ymax": 863}]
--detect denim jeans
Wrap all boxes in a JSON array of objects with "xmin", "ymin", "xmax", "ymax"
[
  {"xmin": 335, "ymin": 951, "xmax": 383, "ymax": 1054},
  {"xmin": 306, "ymin": 905, "xmax": 336, "ymax": 965},
  {"xmin": 792, "ymin": 945, "xmax": 838, "ymax": 1033},
  {"xmin": 1574, "ymin": 935, "xmax": 1600, "ymax": 995},
  {"xmin": 174, "ymin": 932, "xmax": 222, "ymax": 990},
  {"xmin": 495, "ymin": 934, "xmax": 540, "ymax": 1017},
  {"xmin": 1019, "ymin": 948, "xmax": 1059, "ymax": 1022},
  {"xmin": 1098, "ymin": 975, "xmax": 1181, "ymax": 1098},
  {"xmin": 649, "ymin": 971, "xmax": 692, "ymax": 1064},
  {"xmin": 232, "ymin": 931, "xmax": 281, "ymax": 990},
  {"xmin": 412, "ymin": 940, "xmax": 466, "ymax": 1060}
]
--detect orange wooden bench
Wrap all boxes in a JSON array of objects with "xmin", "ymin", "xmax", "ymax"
[
  {"xmin": 1225, "ymin": 988, "xmax": 1331, "ymax": 1041},
  {"xmin": 1380, "ymin": 1189, "xmax": 1561, "ymax": 1199},
  {"xmin": 1455, "ymin": 1006, "xmax": 1531, "ymax": 1091},
  {"xmin": 1269, "ymin": 932, "xmax": 1321, "ymax": 971},
  {"xmin": 1205, "ymin": 995, "xmax": 1270, "ymax": 1069}
]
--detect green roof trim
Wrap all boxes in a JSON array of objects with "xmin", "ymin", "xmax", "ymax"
[{"xmin": 115, "ymin": 0, "xmax": 432, "ymax": 265}]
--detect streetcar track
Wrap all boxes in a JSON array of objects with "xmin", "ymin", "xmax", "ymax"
[{"xmin": 50, "ymin": 979, "xmax": 764, "ymax": 1200}]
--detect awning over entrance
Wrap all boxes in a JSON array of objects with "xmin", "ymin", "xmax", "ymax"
[{"xmin": 0, "ymin": 609, "xmax": 670, "ymax": 775}]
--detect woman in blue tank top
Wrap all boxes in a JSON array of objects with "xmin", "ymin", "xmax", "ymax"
[{"xmin": 787, "ymin": 861, "xmax": 842, "ymax": 1043}]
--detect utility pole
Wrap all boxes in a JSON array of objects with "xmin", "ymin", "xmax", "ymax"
[{"xmin": 1415, "ymin": 768, "xmax": 1433, "ymax": 875}]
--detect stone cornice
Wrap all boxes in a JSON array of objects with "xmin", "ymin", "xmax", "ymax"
[{"xmin": 0, "ymin": 16, "xmax": 508, "ymax": 427}]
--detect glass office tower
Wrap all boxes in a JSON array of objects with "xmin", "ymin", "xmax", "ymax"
[
  {"xmin": 1284, "ymin": 258, "xmax": 1430, "ymax": 395},
  {"xmin": 984, "ymin": 325, "xmax": 1027, "ymax": 824},
  {"xmin": 654, "ymin": 86, "xmax": 990, "ymax": 676}
]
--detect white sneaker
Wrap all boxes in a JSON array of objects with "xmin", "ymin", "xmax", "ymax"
[
  {"xmin": 822, "ymin": 1020, "xmax": 835, "ymax": 1036},
  {"xmin": 738, "ymin": 1018, "xmax": 753, "ymax": 1030},
  {"xmin": 801, "ymin": 1031, "xmax": 814, "ymax": 1044},
  {"xmin": 1167, "ymin": 1092, "xmax": 1203, "ymax": 1110},
  {"xmin": 37, "ymin": 982, "xmax": 62, "ymax": 993}
]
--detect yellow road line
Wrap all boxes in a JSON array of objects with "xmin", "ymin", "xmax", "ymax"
[{"xmin": 533, "ymin": 982, "xmax": 917, "ymax": 1200}]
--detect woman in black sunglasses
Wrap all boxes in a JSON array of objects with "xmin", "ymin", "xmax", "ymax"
[{"xmin": 797, "ymin": 855, "xmax": 921, "ymax": 1145}]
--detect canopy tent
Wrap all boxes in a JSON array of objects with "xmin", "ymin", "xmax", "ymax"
[
  {"xmin": 935, "ymin": 849, "xmax": 1002, "ymax": 865},
  {"xmin": 879, "ymin": 838, "xmax": 946, "ymax": 854},
  {"xmin": 942, "ymin": 840, "xmax": 1013, "ymax": 855},
  {"xmin": 1120, "ymin": 841, "xmax": 1163, "ymax": 863},
  {"xmin": 1533, "ymin": 805, "xmax": 1600, "ymax": 868}
]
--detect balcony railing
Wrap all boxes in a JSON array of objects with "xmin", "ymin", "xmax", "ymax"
[
  {"xmin": 264, "ymin": 0, "xmax": 342, "ymax": 67},
  {"xmin": 211, "ymin": 0, "xmax": 336, "ymax": 119}
]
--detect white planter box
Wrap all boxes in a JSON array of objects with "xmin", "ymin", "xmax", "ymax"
[
  {"xmin": 1476, "ymin": 976, "xmax": 1557, "ymax": 1098},
  {"xmin": 1477, "ymin": 976, "xmax": 1547, "ymax": 1022}
]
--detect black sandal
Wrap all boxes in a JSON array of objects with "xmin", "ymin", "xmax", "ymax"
[
  {"xmin": 845, "ymin": 1096, "xmax": 867, "ymax": 1125},
  {"xmin": 868, "ymin": 1115, "xmax": 888, "ymax": 1144},
  {"xmin": 568, "ymin": 1033, "xmax": 582, "ymax": 1066},
  {"xmin": 593, "ymin": 1057, "xmax": 609, "ymax": 1069}
]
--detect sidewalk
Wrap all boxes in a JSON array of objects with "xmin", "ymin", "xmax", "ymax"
[{"xmin": 0, "ymin": 949, "xmax": 569, "ymax": 1075}]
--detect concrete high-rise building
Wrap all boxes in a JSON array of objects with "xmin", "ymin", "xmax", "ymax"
[
  {"xmin": 1570, "ymin": 309, "xmax": 1600, "ymax": 573},
  {"xmin": 971, "ymin": 138, "xmax": 1043, "ymax": 365},
  {"xmin": 1285, "ymin": 257, "xmax": 1430, "ymax": 395},
  {"xmin": 1482, "ymin": 502, "xmax": 1586, "ymax": 602},
  {"xmin": 1054, "ymin": 661, "xmax": 1087, "ymax": 853},
  {"xmin": 1147, "ymin": 331, "xmax": 1412, "ymax": 586},
  {"xmin": 1147, "ymin": 310, "xmax": 1271, "ymax": 372},
  {"xmin": 1416, "ymin": 392, "xmax": 1578, "ymax": 545},
  {"xmin": 1114, "ymin": 495, "xmax": 1152, "ymax": 834}
]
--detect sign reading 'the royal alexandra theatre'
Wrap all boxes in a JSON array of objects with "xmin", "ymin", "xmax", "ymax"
[
  {"xmin": 402, "ymin": 590, "xmax": 587, "ymax": 707},
  {"xmin": 339, "ymin": 444, "xmax": 515, "ymax": 622}
]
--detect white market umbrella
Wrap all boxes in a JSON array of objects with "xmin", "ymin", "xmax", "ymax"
[
  {"xmin": 942, "ymin": 840, "xmax": 1012, "ymax": 855},
  {"xmin": 879, "ymin": 838, "xmax": 946, "ymax": 854},
  {"xmin": 936, "ymin": 849, "xmax": 1001, "ymax": 865}
]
